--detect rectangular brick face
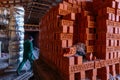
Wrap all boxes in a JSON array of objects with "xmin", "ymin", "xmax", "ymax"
[{"xmin": 60, "ymin": 33, "xmax": 73, "ymax": 40}]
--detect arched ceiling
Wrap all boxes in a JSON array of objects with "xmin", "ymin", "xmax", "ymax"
[{"xmin": 0, "ymin": 0, "xmax": 62, "ymax": 24}]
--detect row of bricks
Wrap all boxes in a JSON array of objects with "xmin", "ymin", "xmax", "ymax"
[
  {"xmin": 96, "ymin": 39, "xmax": 120, "ymax": 46},
  {"xmin": 97, "ymin": 20, "xmax": 120, "ymax": 32},
  {"xmin": 40, "ymin": 10, "xmax": 95, "ymax": 33},
  {"xmin": 40, "ymin": 43, "xmax": 95, "ymax": 56},
  {"xmin": 96, "ymin": 33, "xmax": 120, "ymax": 40},
  {"xmin": 58, "ymin": 2, "xmax": 81, "ymax": 14},
  {"xmin": 78, "ymin": 28, "xmax": 96, "ymax": 34},
  {"xmin": 36, "ymin": 54, "xmax": 83, "ymax": 76},
  {"xmin": 65, "ymin": 0, "xmax": 88, "ymax": 5},
  {"xmin": 97, "ymin": 66, "xmax": 114, "ymax": 80},
  {"xmin": 78, "ymin": 10, "xmax": 93, "ymax": 17},
  {"xmin": 98, "ymin": 7, "xmax": 120, "ymax": 16},
  {"xmin": 97, "ymin": 19, "xmax": 120, "ymax": 27},
  {"xmin": 69, "ymin": 58, "xmax": 120, "ymax": 72},
  {"xmin": 40, "ymin": 26, "xmax": 73, "ymax": 34},
  {"xmin": 34, "ymin": 58, "xmax": 120, "ymax": 80},
  {"xmin": 97, "ymin": 25, "xmax": 120, "ymax": 34},
  {"xmin": 39, "ymin": 45, "xmax": 95, "ymax": 58},
  {"xmin": 40, "ymin": 4, "xmax": 75, "ymax": 25},
  {"xmin": 40, "ymin": 34, "xmax": 95, "ymax": 44},
  {"xmin": 75, "ymin": 13, "xmax": 92, "ymax": 25},
  {"xmin": 63, "ymin": 13, "xmax": 76, "ymax": 20},
  {"xmin": 59, "ymin": 56, "xmax": 83, "ymax": 73},
  {"xmin": 36, "ymin": 55, "xmax": 95, "ymax": 80},
  {"xmin": 97, "ymin": 13, "xmax": 120, "ymax": 21},
  {"xmin": 40, "ymin": 20, "xmax": 74, "ymax": 33},
  {"xmin": 68, "ymin": 60, "xmax": 120, "ymax": 80},
  {"xmin": 96, "ymin": 45, "xmax": 120, "ymax": 52},
  {"xmin": 98, "ymin": 7, "xmax": 114, "ymax": 16},
  {"xmin": 96, "ymin": 46, "xmax": 120, "ymax": 59},
  {"xmin": 64, "ymin": 0, "xmax": 94, "ymax": 11},
  {"xmin": 39, "ymin": 40, "xmax": 73, "ymax": 50},
  {"xmin": 40, "ymin": 39, "xmax": 95, "ymax": 59},
  {"xmin": 40, "ymin": 33, "xmax": 73, "ymax": 41},
  {"xmin": 74, "ymin": 34, "xmax": 96, "ymax": 42},
  {"xmin": 77, "ymin": 18, "xmax": 96, "ymax": 28},
  {"xmin": 79, "ymin": 33, "xmax": 96, "ymax": 40},
  {"xmin": 47, "ymin": 1, "xmax": 80, "ymax": 19},
  {"xmin": 93, "ymin": 0, "xmax": 120, "ymax": 12},
  {"xmin": 40, "ymin": 42, "xmax": 95, "ymax": 54},
  {"xmin": 38, "ymin": 26, "xmax": 94, "ymax": 34},
  {"xmin": 97, "ymin": 51, "xmax": 120, "ymax": 59}
]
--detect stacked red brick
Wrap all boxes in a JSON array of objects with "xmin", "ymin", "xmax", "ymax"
[
  {"xmin": 78, "ymin": 11, "xmax": 96, "ymax": 58},
  {"xmin": 95, "ymin": 0, "xmax": 120, "ymax": 79},
  {"xmin": 39, "ymin": 0, "xmax": 82, "ymax": 79},
  {"xmin": 37, "ymin": 0, "xmax": 120, "ymax": 80}
]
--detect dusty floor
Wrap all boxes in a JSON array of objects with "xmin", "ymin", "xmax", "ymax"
[{"xmin": 0, "ymin": 71, "xmax": 25, "ymax": 80}]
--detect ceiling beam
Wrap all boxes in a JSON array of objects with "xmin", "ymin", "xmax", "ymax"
[
  {"xmin": 32, "ymin": 2, "xmax": 51, "ymax": 8},
  {"xmin": 30, "ymin": 6, "xmax": 49, "ymax": 11},
  {"xmin": 26, "ymin": 9, "xmax": 47, "ymax": 13},
  {"xmin": 25, "ymin": 12, "xmax": 44, "ymax": 16}
]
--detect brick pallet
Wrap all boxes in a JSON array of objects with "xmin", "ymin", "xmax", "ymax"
[{"xmin": 34, "ymin": 0, "xmax": 120, "ymax": 80}]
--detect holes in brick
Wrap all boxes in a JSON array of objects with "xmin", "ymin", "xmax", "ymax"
[
  {"xmin": 109, "ymin": 40, "xmax": 111, "ymax": 46},
  {"xmin": 117, "ymin": 28, "xmax": 119, "ymax": 34},
  {"xmin": 75, "ymin": 57, "xmax": 78, "ymax": 64},
  {"xmin": 67, "ymin": 27, "xmax": 70, "ymax": 33},
  {"xmin": 109, "ymin": 53, "xmax": 111, "ymax": 59},
  {"xmin": 117, "ymin": 40, "xmax": 119, "ymax": 46},
  {"xmin": 109, "ymin": 65, "xmax": 112, "ymax": 75},
  {"xmin": 119, "ymin": 28, "xmax": 120, "ymax": 34},
  {"xmin": 75, "ymin": 72, "xmax": 80, "ymax": 80},
  {"xmin": 89, "ymin": 28, "xmax": 96, "ymax": 34},
  {"xmin": 115, "ymin": 64, "xmax": 119, "ymax": 74},
  {"xmin": 89, "ymin": 40, "xmax": 95, "ymax": 45},
  {"xmin": 85, "ymin": 70, "xmax": 93, "ymax": 79},
  {"xmin": 116, "ymin": 52, "xmax": 118, "ymax": 58},
  {"xmin": 113, "ymin": 28, "xmax": 115, "ymax": 33},
  {"xmin": 118, "ymin": 52, "xmax": 120, "ymax": 57},
  {"xmin": 66, "ymin": 40, "xmax": 68, "ymax": 47},
  {"xmin": 113, "ymin": 52, "xmax": 115, "ymax": 58}
]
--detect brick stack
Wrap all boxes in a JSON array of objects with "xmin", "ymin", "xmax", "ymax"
[
  {"xmin": 39, "ymin": 0, "xmax": 80, "ymax": 74},
  {"xmin": 35, "ymin": 0, "xmax": 120, "ymax": 80},
  {"xmin": 95, "ymin": 0, "xmax": 120, "ymax": 79},
  {"xmin": 96, "ymin": 1, "xmax": 120, "ymax": 59},
  {"xmin": 77, "ymin": 11, "xmax": 96, "ymax": 57},
  {"xmin": 96, "ymin": 7, "xmax": 116, "ymax": 59}
]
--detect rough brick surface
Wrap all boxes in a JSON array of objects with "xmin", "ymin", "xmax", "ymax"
[{"xmin": 36, "ymin": 0, "xmax": 120, "ymax": 80}]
